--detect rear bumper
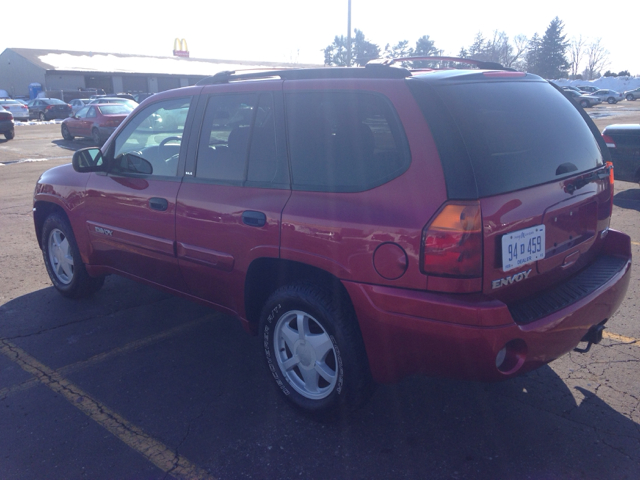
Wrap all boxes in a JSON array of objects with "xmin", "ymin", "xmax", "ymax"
[
  {"xmin": 345, "ymin": 229, "xmax": 632, "ymax": 384},
  {"xmin": 0, "ymin": 119, "xmax": 14, "ymax": 133}
]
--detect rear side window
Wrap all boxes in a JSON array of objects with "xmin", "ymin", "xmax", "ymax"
[
  {"xmin": 409, "ymin": 79, "xmax": 603, "ymax": 198},
  {"xmin": 285, "ymin": 91, "xmax": 410, "ymax": 192},
  {"xmin": 195, "ymin": 92, "xmax": 289, "ymax": 188}
]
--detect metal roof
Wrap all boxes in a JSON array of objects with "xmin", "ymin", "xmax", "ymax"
[{"xmin": 4, "ymin": 48, "xmax": 320, "ymax": 76}]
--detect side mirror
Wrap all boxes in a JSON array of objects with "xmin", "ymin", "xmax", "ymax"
[{"xmin": 72, "ymin": 147, "xmax": 106, "ymax": 172}]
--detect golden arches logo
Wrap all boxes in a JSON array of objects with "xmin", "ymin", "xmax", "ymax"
[{"xmin": 173, "ymin": 38, "xmax": 189, "ymax": 57}]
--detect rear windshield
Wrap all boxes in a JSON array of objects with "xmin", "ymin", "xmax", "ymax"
[
  {"xmin": 408, "ymin": 79, "xmax": 603, "ymax": 198},
  {"xmin": 98, "ymin": 105, "xmax": 131, "ymax": 115}
]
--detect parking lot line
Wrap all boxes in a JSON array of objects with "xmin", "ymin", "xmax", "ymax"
[
  {"xmin": 0, "ymin": 315, "xmax": 217, "ymax": 400},
  {"xmin": 0, "ymin": 339, "xmax": 216, "ymax": 480},
  {"xmin": 603, "ymin": 331, "xmax": 640, "ymax": 346}
]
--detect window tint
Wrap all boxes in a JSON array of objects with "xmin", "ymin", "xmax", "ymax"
[
  {"xmin": 195, "ymin": 92, "xmax": 288, "ymax": 188},
  {"xmin": 409, "ymin": 79, "xmax": 603, "ymax": 198},
  {"xmin": 112, "ymin": 97, "xmax": 191, "ymax": 177},
  {"xmin": 285, "ymin": 91, "xmax": 410, "ymax": 192}
]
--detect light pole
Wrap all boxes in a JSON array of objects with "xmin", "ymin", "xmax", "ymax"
[{"xmin": 346, "ymin": 0, "xmax": 351, "ymax": 66}]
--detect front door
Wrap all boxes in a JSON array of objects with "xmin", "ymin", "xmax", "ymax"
[{"xmin": 83, "ymin": 96, "xmax": 194, "ymax": 291}]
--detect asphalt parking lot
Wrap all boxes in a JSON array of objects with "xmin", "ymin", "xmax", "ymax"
[{"xmin": 1, "ymin": 105, "xmax": 639, "ymax": 479}]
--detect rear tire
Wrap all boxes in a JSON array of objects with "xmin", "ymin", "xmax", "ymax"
[
  {"xmin": 4, "ymin": 128, "xmax": 14, "ymax": 140},
  {"xmin": 259, "ymin": 282, "xmax": 374, "ymax": 416},
  {"xmin": 607, "ymin": 97, "xmax": 616, "ymax": 104},
  {"xmin": 580, "ymin": 100, "xmax": 589, "ymax": 108},
  {"xmin": 39, "ymin": 112, "xmax": 46, "ymax": 121},
  {"xmin": 626, "ymin": 94, "xmax": 635, "ymax": 101},
  {"xmin": 42, "ymin": 212, "xmax": 104, "ymax": 298}
]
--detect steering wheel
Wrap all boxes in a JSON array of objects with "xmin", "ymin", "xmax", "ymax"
[{"xmin": 158, "ymin": 136, "xmax": 182, "ymax": 159}]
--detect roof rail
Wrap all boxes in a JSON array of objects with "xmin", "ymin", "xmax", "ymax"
[
  {"xmin": 195, "ymin": 66, "xmax": 411, "ymax": 85},
  {"xmin": 367, "ymin": 56, "xmax": 513, "ymax": 71}
]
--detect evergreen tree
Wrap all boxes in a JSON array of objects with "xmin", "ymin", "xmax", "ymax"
[
  {"xmin": 525, "ymin": 33, "xmax": 543, "ymax": 73},
  {"xmin": 324, "ymin": 29, "xmax": 380, "ymax": 66},
  {"xmin": 536, "ymin": 17, "xmax": 569, "ymax": 79}
]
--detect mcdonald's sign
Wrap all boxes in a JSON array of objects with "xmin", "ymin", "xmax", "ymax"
[{"xmin": 173, "ymin": 38, "xmax": 189, "ymax": 58}]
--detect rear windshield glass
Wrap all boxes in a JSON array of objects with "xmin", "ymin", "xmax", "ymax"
[
  {"xmin": 99, "ymin": 105, "xmax": 131, "ymax": 115},
  {"xmin": 409, "ymin": 79, "xmax": 603, "ymax": 198}
]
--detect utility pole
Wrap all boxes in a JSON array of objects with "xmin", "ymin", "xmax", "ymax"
[{"xmin": 346, "ymin": 0, "xmax": 352, "ymax": 66}]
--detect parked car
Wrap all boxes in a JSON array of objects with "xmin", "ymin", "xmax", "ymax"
[
  {"xmin": 602, "ymin": 124, "xmax": 640, "ymax": 183},
  {"xmin": 133, "ymin": 92, "xmax": 154, "ymax": 103},
  {"xmin": 69, "ymin": 98, "xmax": 91, "ymax": 115},
  {"xmin": 88, "ymin": 97, "xmax": 138, "ymax": 110},
  {"xmin": 0, "ymin": 105, "xmax": 15, "ymax": 140},
  {"xmin": 591, "ymin": 89, "xmax": 625, "ymax": 104},
  {"xmin": 33, "ymin": 60, "xmax": 631, "ymax": 415},
  {"xmin": 61, "ymin": 103, "xmax": 132, "ymax": 144},
  {"xmin": 563, "ymin": 89, "xmax": 602, "ymax": 108},
  {"xmin": 577, "ymin": 85, "xmax": 599, "ymax": 94},
  {"xmin": 561, "ymin": 85, "xmax": 582, "ymax": 94},
  {"xmin": 28, "ymin": 98, "xmax": 72, "ymax": 121},
  {"xmin": 0, "ymin": 98, "xmax": 29, "ymax": 121},
  {"xmin": 623, "ymin": 87, "xmax": 640, "ymax": 101}
]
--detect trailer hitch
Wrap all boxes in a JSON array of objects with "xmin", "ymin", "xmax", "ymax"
[{"xmin": 573, "ymin": 323, "xmax": 606, "ymax": 353}]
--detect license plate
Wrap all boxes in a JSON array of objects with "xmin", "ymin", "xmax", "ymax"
[{"xmin": 502, "ymin": 225, "xmax": 545, "ymax": 272}]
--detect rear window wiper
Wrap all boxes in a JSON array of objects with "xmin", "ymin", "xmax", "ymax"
[{"xmin": 564, "ymin": 164, "xmax": 612, "ymax": 194}]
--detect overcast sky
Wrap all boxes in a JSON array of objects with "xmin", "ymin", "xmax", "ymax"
[{"xmin": 2, "ymin": 0, "xmax": 637, "ymax": 76}]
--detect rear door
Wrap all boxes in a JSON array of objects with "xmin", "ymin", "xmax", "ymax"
[
  {"xmin": 409, "ymin": 76, "xmax": 612, "ymax": 301},
  {"xmin": 175, "ymin": 82, "xmax": 291, "ymax": 315},
  {"xmin": 441, "ymin": 79, "xmax": 611, "ymax": 297}
]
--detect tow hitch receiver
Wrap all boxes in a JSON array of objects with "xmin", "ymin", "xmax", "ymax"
[{"xmin": 573, "ymin": 323, "xmax": 606, "ymax": 353}]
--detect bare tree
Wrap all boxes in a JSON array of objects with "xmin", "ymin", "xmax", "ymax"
[
  {"xmin": 569, "ymin": 35, "xmax": 585, "ymax": 78},
  {"xmin": 507, "ymin": 34, "xmax": 528, "ymax": 69},
  {"xmin": 584, "ymin": 38, "xmax": 609, "ymax": 80}
]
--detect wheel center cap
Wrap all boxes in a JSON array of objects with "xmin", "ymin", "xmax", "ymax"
[{"xmin": 296, "ymin": 343, "xmax": 315, "ymax": 368}]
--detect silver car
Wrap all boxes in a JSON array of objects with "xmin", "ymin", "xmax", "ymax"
[
  {"xmin": 563, "ymin": 90, "xmax": 603, "ymax": 108},
  {"xmin": 0, "ymin": 98, "xmax": 30, "ymax": 121},
  {"xmin": 623, "ymin": 87, "xmax": 640, "ymax": 101},
  {"xmin": 592, "ymin": 89, "xmax": 625, "ymax": 104}
]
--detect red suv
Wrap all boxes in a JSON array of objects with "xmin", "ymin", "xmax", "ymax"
[{"xmin": 34, "ymin": 58, "xmax": 632, "ymax": 415}]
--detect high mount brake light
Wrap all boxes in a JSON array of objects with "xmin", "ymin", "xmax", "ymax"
[
  {"xmin": 482, "ymin": 71, "xmax": 526, "ymax": 78},
  {"xmin": 422, "ymin": 202, "xmax": 483, "ymax": 277}
]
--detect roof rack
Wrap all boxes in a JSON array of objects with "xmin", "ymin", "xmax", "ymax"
[
  {"xmin": 367, "ymin": 56, "xmax": 513, "ymax": 72},
  {"xmin": 195, "ymin": 66, "xmax": 411, "ymax": 85}
]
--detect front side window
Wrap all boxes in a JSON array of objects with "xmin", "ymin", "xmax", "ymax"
[
  {"xmin": 112, "ymin": 97, "xmax": 191, "ymax": 177},
  {"xmin": 195, "ymin": 92, "xmax": 287, "ymax": 188},
  {"xmin": 285, "ymin": 91, "xmax": 410, "ymax": 192}
]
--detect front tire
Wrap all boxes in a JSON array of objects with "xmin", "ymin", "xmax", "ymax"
[
  {"xmin": 259, "ymin": 282, "xmax": 374, "ymax": 415},
  {"xmin": 607, "ymin": 97, "xmax": 616, "ymax": 104},
  {"xmin": 61, "ymin": 124, "xmax": 74, "ymax": 140},
  {"xmin": 626, "ymin": 94, "xmax": 635, "ymax": 101},
  {"xmin": 42, "ymin": 212, "xmax": 104, "ymax": 298},
  {"xmin": 91, "ymin": 128, "xmax": 101, "ymax": 145},
  {"xmin": 580, "ymin": 100, "xmax": 589, "ymax": 108}
]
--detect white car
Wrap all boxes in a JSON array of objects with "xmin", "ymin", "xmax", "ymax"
[
  {"xmin": 591, "ymin": 89, "xmax": 625, "ymax": 104},
  {"xmin": 69, "ymin": 98, "xmax": 91, "ymax": 115},
  {"xmin": 0, "ymin": 98, "xmax": 30, "ymax": 121}
]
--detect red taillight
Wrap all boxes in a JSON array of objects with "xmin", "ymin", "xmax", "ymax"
[
  {"xmin": 422, "ymin": 202, "xmax": 483, "ymax": 277},
  {"xmin": 45, "ymin": 105, "xmax": 53, "ymax": 110},
  {"xmin": 602, "ymin": 134, "xmax": 616, "ymax": 149}
]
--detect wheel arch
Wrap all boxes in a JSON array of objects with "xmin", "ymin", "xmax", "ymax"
[
  {"xmin": 244, "ymin": 258, "xmax": 356, "ymax": 326},
  {"xmin": 33, "ymin": 201, "xmax": 69, "ymax": 249}
]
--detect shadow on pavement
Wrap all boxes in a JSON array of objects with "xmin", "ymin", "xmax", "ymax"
[
  {"xmin": 1, "ymin": 277, "xmax": 638, "ymax": 479},
  {"xmin": 614, "ymin": 188, "xmax": 640, "ymax": 212}
]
